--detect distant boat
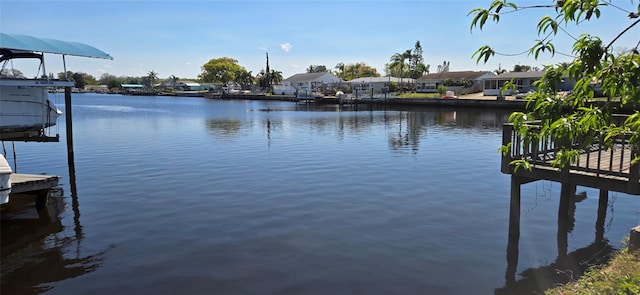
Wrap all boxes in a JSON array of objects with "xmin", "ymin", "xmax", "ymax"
[{"xmin": 0, "ymin": 33, "xmax": 112, "ymax": 141}]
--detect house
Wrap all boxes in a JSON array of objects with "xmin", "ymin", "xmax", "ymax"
[
  {"xmin": 348, "ymin": 76, "xmax": 413, "ymax": 94},
  {"xmin": 280, "ymin": 72, "xmax": 342, "ymax": 95},
  {"xmin": 483, "ymin": 71, "xmax": 543, "ymax": 96},
  {"xmin": 482, "ymin": 71, "xmax": 575, "ymax": 96},
  {"xmin": 176, "ymin": 81, "xmax": 205, "ymax": 91},
  {"xmin": 416, "ymin": 71, "xmax": 494, "ymax": 94},
  {"xmin": 120, "ymin": 83, "xmax": 145, "ymax": 94}
]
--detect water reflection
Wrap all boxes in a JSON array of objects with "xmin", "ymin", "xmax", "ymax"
[
  {"xmin": 1, "ymin": 194, "xmax": 111, "ymax": 294},
  {"xmin": 497, "ymin": 190, "xmax": 615, "ymax": 294},
  {"xmin": 205, "ymin": 106, "xmax": 512, "ymax": 154},
  {"xmin": 206, "ymin": 119, "xmax": 243, "ymax": 138}
]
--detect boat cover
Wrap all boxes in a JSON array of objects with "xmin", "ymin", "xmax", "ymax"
[{"xmin": 0, "ymin": 33, "xmax": 112, "ymax": 59}]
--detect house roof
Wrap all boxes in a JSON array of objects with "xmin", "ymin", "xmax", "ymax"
[
  {"xmin": 488, "ymin": 71, "xmax": 545, "ymax": 80},
  {"xmin": 121, "ymin": 84, "xmax": 144, "ymax": 88},
  {"xmin": 417, "ymin": 71, "xmax": 493, "ymax": 81},
  {"xmin": 178, "ymin": 81, "xmax": 201, "ymax": 86},
  {"xmin": 349, "ymin": 76, "xmax": 415, "ymax": 83},
  {"xmin": 284, "ymin": 72, "xmax": 340, "ymax": 82}
]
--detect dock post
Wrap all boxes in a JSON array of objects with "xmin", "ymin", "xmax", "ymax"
[
  {"xmin": 35, "ymin": 189, "xmax": 48, "ymax": 209},
  {"xmin": 557, "ymin": 183, "xmax": 576, "ymax": 258},
  {"xmin": 506, "ymin": 176, "xmax": 523, "ymax": 286},
  {"xmin": 596, "ymin": 189, "xmax": 609, "ymax": 242},
  {"xmin": 65, "ymin": 87, "xmax": 78, "ymax": 197},
  {"xmin": 509, "ymin": 176, "xmax": 522, "ymax": 239}
]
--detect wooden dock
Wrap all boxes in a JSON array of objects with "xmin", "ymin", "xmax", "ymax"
[
  {"xmin": 6, "ymin": 173, "xmax": 61, "ymax": 208},
  {"xmin": 500, "ymin": 121, "xmax": 638, "ymax": 292},
  {"xmin": 501, "ymin": 123, "xmax": 639, "ymax": 195}
]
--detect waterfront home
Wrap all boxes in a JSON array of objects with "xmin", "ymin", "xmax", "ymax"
[
  {"xmin": 175, "ymin": 81, "xmax": 205, "ymax": 91},
  {"xmin": 349, "ymin": 76, "xmax": 412, "ymax": 95},
  {"xmin": 416, "ymin": 71, "xmax": 494, "ymax": 94},
  {"xmin": 281, "ymin": 72, "xmax": 342, "ymax": 95},
  {"xmin": 482, "ymin": 71, "xmax": 575, "ymax": 96},
  {"xmin": 120, "ymin": 83, "xmax": 145, "ymax": 94}
]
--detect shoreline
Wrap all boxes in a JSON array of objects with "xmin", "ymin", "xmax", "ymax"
[
  {"xmin": 206, "ymin": 93, "xmax": 636, "ymax": 112},
  {"xmin": 208, "ymin": 93, "xmax": 528, "ymax": 110}
]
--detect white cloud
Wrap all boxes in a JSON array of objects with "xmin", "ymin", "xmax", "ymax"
[
  {"xmin": 291, "ymin": 64, "xmax": 299, "ymax": 68},
  {"xmin": 280, "ymin": 42, "xmax": 292, "ymax": 52},
  {"xmin": 185, "ymin": 62, "xmax": 192, "ymax": 65},
  {"xmin": 258, "ymin": 46, "xmax": 268, "ymax": 51}
]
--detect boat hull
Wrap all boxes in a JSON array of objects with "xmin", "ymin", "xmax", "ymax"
[
  {"xmin": 0, "ymin": 86, "xmax": 62, "ymax": 133},
  {"xmin": 0, "ymin": 155, "xmax": 11, "ymax": 205}
]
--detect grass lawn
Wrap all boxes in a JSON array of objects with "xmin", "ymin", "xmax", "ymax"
[
  {"xmin": 395, "ymin": 93, "xmax": 439, "ymax": 99},
  {"xmin": 545, "ymin": 248, "xmax": 640, "ymax": 295}
]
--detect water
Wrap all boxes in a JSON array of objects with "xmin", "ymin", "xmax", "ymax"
[{"xmin": 1, "ymin": 93, "xmax": 638, "ymax": 294}]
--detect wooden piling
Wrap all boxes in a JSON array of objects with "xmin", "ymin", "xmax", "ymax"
[
  {"xmin": 596, "ymin": 190, "xmax": 609, "ymax": 242},
  {"xmin": 509, "ymin": 176, "xmax": 522, "ymax": 239},
  {"xmin": 64, "ymin": 87, "xmax": 77, "ymax": 196}
]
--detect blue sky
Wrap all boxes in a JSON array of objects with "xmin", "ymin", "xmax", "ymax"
[{"xmin": 1, "ymin": 0, "xmax": 637, "ymax": 80}]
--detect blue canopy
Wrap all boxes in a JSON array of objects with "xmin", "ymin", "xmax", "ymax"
[{"xmin": 0, "ymin": 33, "xmax": 113, "ymax": 59}]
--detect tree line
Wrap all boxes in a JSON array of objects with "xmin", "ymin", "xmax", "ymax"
[{"xmin": 32, "ymin": 38, "xmax": 546, "ymax": 91}]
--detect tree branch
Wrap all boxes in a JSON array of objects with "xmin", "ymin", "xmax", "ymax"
[{"xmin": 605, "ymin": 18, "xmax": 640, "ymax": 51}]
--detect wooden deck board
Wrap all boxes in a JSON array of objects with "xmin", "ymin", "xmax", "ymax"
[
  {"xmin": 578, "ymin": 147, "xmax": 631, "ymax": 174},
  {"xmin": 9, "ymin": 173, "xmax": 61, "ymax": 194}
]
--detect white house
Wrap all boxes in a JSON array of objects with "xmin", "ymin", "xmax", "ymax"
[
  {"xmin": 280, "ymin": 72, "xmax": 342, "ymax": 95},
  {"xmin": 349, "ymin": 76, "xmax": 413, "ymax": 94},
  {"xmin": 176, "ymin": 81, "xmax": 205, "ymax": 91},
  {"xmin": 416, "ymin": 71, "xmax": 494, "ymax": 93},
  {"xmin": 481, "ymin": 71, "xmax": 577, "ymax": 96}
]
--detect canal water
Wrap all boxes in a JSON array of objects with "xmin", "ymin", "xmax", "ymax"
[{"xmin": 1, "ymin": 93, "xmax": 638, "ymax": 294}]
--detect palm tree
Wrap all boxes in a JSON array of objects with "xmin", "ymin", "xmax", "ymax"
[
  {"xmin": 269, "ymin": 70, "xmax": 283, "ymax": 85},
  {"xmin": 145, "ymin": 70, "xmax": 159, "ymax": 91},
  {"xmin": 169, "ymin": 75, "xmax": 178, "ymax": 88},
  {"xmin": 390, "ymin": 50, "xmax": 412, "ymax": 92},
  {"xmin": 257, "ymin": 69, "xmax": 269, "ymax": 89},
  {"xmin": 334, "ymin": 62, "xmax": 345, "ymax": 79},
  {"xmin": 437, "ymin": 61, "xmax": 450, "ymax": 73},
  {"xmin": 235, "ymin": 70, "xmax": 254, "ymax": 89}
]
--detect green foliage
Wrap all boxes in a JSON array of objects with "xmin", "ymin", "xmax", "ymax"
[
  {"xmin": 257, "ymin": 69, "xmax": 282, "ymax": 90},
  {"xmin": 510, "ymin": 159, "xmax": 532, "ymax": 172},
  {"xmin": 472, "ymin": 45, "xmax": 495, "ymax": 64},
  {"xmin": 512, "ymin": 64, "xmax": 537, "ymax": 72},
  {"xmin": 306, "ymin": 65, "xmax": 327, "ymax": 73},
  {"xmin": 443, "ymin": 78, "xmax": 473, "ymax": 87},
  {"xmin": 339, "ymin": 62, "xmax": 380, "ymax": 80},
  {"xmin": 545, "ymin": 249, "xmax": 640, "ymax": 295},
  {"xmin": 497, "ymin": 142, "xmax": 511, "ymax": 156},
  {"xmin": 500, "ymin": 78, "xmax": 517, "ymax": 96},
  {"xmin": 234, "ymin": 69, "xmax": 254, "ymax": 87},
  {"xmin": 143, "ymin": 70, "xmax": 158, "ymax": 90},
  {"xmin": 437, "ymin": 84, "xmax": 447, "ymax": 96},
  {"xmin": 386, "ymin": 42, "xmax": 428, "ymax": 80},
  {"xmin": 199, "ymin": 57, "xmax": 245, "ymax": 83},
  {"xmin": 470, "ymin": 0, "xmax": 640, "ymax": 169},
  {"xmin": 57, "ymin": 71, "xmax": 98, "ymax": 88},
  {"xmin": 395, "ymin": 92, "xmax": 439, "ymax": 99}
]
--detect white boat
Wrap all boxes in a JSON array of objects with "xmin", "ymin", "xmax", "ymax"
[
  {"xmin": 0, "ymin": 154, "xmax": 11, "ymax": 204},
  {"xmin": 0, "ymin": 51, "xmax": 67, "ymax": 137},
  {"xmin": 0, "ymin": 33, "xmax": 112, "ymax": 141}
]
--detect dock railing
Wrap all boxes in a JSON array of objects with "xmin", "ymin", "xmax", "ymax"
[{"xmin": 501, "ymin": 117, "xmax": 639, "ymax": 195}]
